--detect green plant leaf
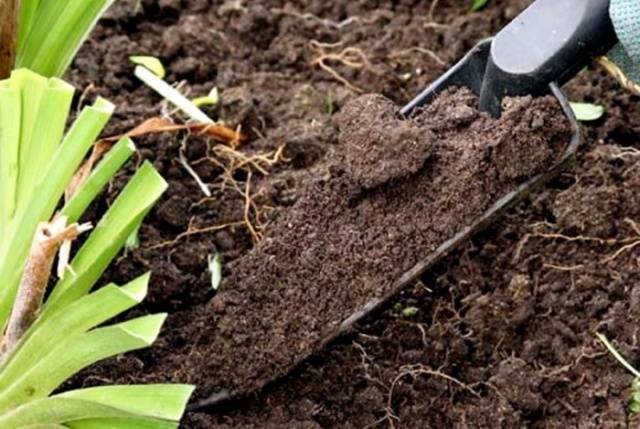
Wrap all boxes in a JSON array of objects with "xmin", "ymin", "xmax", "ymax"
[
  {"xmin": 630, "ymin": 388, "xmax": 640, "ymax": 414},
  {"xmin": 11, "ymin": 70, "xmax": 48, "ymax": 184},
  {"xmin": 0, "ymin": 71, "xmax": 190, "ymax": 427},
  {"xmin": 402, "ymin": 306, "xmax": 419, "ymax": 317},
  {"xmin": 0, "ymin": 314, "xmax": 167, "ymax": 411},
  {"xmin": 61, "ymin": 137, "xmax": 137, "ymax": 224},
  {"xmin": 17, "ymin": 0, "xmax": 116, "ymax": 77},
  {"xmin": 0, "ymin": 85, "xmax": 21, "ymax": 239},
  {"xmin": 17, "ymin": 77, "xmax": 75, "ymax": 212},
  {"xmin": 124, "ymin": 222, "xmax": 142, "ymax": 255},
  {"xmin": 59, "ymin": 385, "xmax": 195, "ymax": 421},
  {"xmin": 0, "ymin": 97, "xmax": 115, "ymax": 332},
  {"xmin": 570, "ymin": 102, "xmax": 605, "ymax": 122},
  {"xmin": 130, "ymin": 56, "xmax": 166, "ymax": 79},
  {"xmin": 18, "ymin": 0, "xmax": 42, "ymax": 52},
  {"xmin": 471, "ymin": 0, "xmax": 490, "ymax": 11},
  {"xmin": 192, "ymin": 87, "xmax": 220, "ymax": 107},
  {"xmin": 0, "ymin": 274, "xmax": 150, "ymax": 385},
  {"xmin": 0, "ymin": 397, "xmax": 174, "ymax": 428},
  {"xmin": 67, "ymin": 418, "xmax": 178, "ymax": 429},
  {"xmin": 44, "ymin": 162, "xmax": 167, "ymax": 313}
]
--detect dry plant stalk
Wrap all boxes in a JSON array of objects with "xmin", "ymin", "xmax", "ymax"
[
  {"xmin": 0, "ymin": 0, "xmax": 19, "ymax": 79},
  {"xmin": 100, "ymin": 117, "xmax": 247, "ymax": 147},
  {"xmin": 65, "ymin": 141, "xmax": 113, "ymax": 202},
  {"xmin": 0, "ymin": 217, "xmax": 91, "ymax": 364}
]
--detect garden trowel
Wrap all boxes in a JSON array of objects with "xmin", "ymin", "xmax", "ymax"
[{"xmin": 196, "ymin": 0, "xmax": 618, "ymax": 408}]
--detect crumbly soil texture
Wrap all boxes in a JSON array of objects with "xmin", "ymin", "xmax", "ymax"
[{"xmin": 68, "ymin": 0, "xmax": 640, "ymax": 428}]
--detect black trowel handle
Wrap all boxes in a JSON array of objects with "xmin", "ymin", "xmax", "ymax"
[{"xmin": 479, "ymin": 0, "xmax": 617, "ymax": 116}]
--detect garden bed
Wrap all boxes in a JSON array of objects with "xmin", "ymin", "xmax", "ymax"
[{"xmin": 69, "ymin": 0, "xmax": 640, "ymax": 427}]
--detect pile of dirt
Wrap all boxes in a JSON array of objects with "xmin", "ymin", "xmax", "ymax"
[
  {"xmin": 169, "ymin": 88, "xmax": 570, "ymax": 401},
  {"xmin": 65, "ymin": 0, "xmax": 640, "ymax": 427}
]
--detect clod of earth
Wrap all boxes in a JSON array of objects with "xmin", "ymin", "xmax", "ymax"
[{"xmin": 164, "ymin": 87, "xmax": 572, "ymax": 402}]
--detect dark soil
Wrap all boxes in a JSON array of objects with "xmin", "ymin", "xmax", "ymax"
[
  {"xmin": 67, "ymin": 0, "xmax": 640, "ymax": 427},
  {"xmin": 178, "ymin": 89, "xmax": 569, "ymax": 400}
]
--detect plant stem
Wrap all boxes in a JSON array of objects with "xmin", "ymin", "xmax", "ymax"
[
  {"xmin": 0, "ymin": 0, "xmax": 19, "ymax": 79},
  {"xmin": 134, "ymin": 65, "xmax": 213, "ymax": 123},
  {"xmin": 0, "ymin": 217, "xmax": 89, "ymax": 365}
]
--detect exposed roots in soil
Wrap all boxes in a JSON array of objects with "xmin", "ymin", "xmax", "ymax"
[
  {"xmin": 310, "ymin": 40, "xmax": 372, "ymax": 93},
  {"xmin": 603, "ymin": 219, "xmax": 640, "ymax": 262},
  {"xmin": 516, "ymin": 220, "xmax": 640, "ymax": 265},
  {"xmin": 387, "ymin": 47, "xmax": 446, "ymax": 67},
  {"xmin": 272, "ymin": 8, "xmax": 362, "ymax": 30},
  {"xmin": 381, "ymin": 363, "xmax": 480, "ymax": 429},
  {"xmin": 425, "ymin": 0, "xmax": 451, "ymax": 30},
  {"xmin": 147, "ymin": 219, "xmax": 246, "ymax": 251},
  {"xmin": 536, "ymin": 343, "xmax": 607, "ymax": 379},
  {"xmin": 148, "ymin": 142, "xmax": 286, "ymax": 249},
  {"xmin": 597, "ymin": 56, "xmax": 640, "ymax": 96},
  {"xmin": 196, "ymin": 143, "xmax": 286, "ymax": 242},
  {"xmin": 203, "ymin": 143, "xmax": 286, "ymax": 188}
]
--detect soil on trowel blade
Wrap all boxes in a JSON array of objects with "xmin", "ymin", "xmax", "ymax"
[
  {"xmin": 174, "ymin": 88, "xmax": 570, "ymax": 400},
  {"xmin": 68, "ymin": 1, "xmax": 640, "ymax": 427}
]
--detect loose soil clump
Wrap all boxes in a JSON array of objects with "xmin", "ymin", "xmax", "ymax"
[{"xmin": 173, "ymin": 88, "xmax": 570, "ymax": 400}]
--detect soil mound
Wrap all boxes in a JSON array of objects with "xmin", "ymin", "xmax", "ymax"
[{"xmin": 179, "ymin": 88, "xmax": 571, "ymax": 399}]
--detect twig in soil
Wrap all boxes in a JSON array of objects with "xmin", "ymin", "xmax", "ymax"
[
  {"xmin": 310, "ymin": 40, "xmax": 371, "ymax": 93},
  {"xmin": 179, "ymin": 151, "xmax": 211, "ymax": 197},
  {"xmin": 0, "ymin": 217, "xmax": 91, "ymax": 364},
  {"xmin": 100, "ymin": 117, "xmax": 247, "ymax": 147},
  {"xmin": 387, "ymin": 47, "xmax": 446, "ymax": 66},
  {"xmin": 364, "ymin": 411, "xmax": 399, "ymax": 429},
  {"xmin": 146, "ymin": 219, "xmax": 245, "ymax": 251},
  {"xmin": 217, "ymin": 173, "xmax": 268, "ymax": 244},
  {"xmin": 427, "ymin": 0, "xmax": 440, "ymax": 21},
  {"xmin": 625, "ymin": 217, "xmax": 640, "ymax": 236},
  {"xmin": 215, "ymin": 144, "xmax": 285, "ymax": 180}
]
